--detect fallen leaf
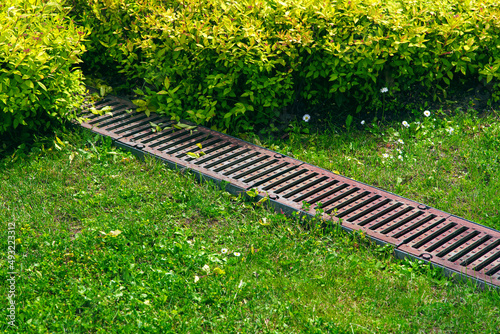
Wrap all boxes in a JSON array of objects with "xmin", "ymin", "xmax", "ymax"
[
  {"xmin": 186, "ymin": 152, "xmax": 200, "ymax": 159},
  {"xmin": 108, "ymin": 230, "xmax": 122, "ymax": 237},
  {"xmin": 213, "ymin": 267, "xmax": 225, "ymax": 275}
]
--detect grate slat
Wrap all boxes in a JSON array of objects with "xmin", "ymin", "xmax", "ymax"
[
  {"xmin": 318, "ymin": 187, "xmax": 362, "ymax": 211},
  {"xmin": 114, "ymin": 117, "xmax": 163, "ymax": 136},
  {"xmin": 223, "ymin": 155, "xmax": 271, "ymax": 176},
  {"xmin": 391, "ymin": 215, "xmax": 438, "ymax": 239},
  {"xmin": 381, "ymin": 211, "xmax": 425, "ymax": 235},
  {"xmin": 118, "ymin": 123, "xmax": 173, "ymax": 144},
  {"xmin": 184, "ymin": 142, "xmax": 231, "ymax": 162},
  {"xmin": 166, "ymin": 134, "xmax": 213, "ymax": 155},
  {"xmin": 459, "ymin": 239, "xmax": 500, "ymax": 267},
  {"xmin": 368, "ymin": 206, "xmax": 415, "ymax": 231},
  {"xmin": 411, "ymin": 223, "xmax": 458, "ymax": 249},
  {"xmin": 325, "ymin": 191, "xmax": 371, "ymax": 214},
  {"xmin": 302, "ymin": 183, "xmax": 349, "ymax": 205},
  {"xmin": 262, "ymin": 169, "xmax": 309, "ymax": 191},
  {"xmin": 436, "ymin": 231, "xmax": 482, "ymax": 258},
  {"xmin": 473, "ymin": 250, "xmax": 500, "ymax": 272},
  {"xmin": 271, "ymin": 172, "xmax": 318, "ymax": 194},
  {"xmin": 358, "ymin": 203, "xmax": 404, "ymax": 227},
  {"xmin": 346, "ymin": 199, "xmax": 393, "ymax": 223},
  {"xmin": 485, "ymin": 262, "xmax": 500, "ymax": 277},
  {"xmin": 149, "ymin": 130, "xmax": 191, "ymax": 148},
  {"xmin": 399, "ymin": 219, "xmax": 447, "ymax": 246},
  {"xmin": 335, "ymin": 194, "xmax": 382, "ymax": 218},
  {"xmin": 175, "ymin": 138, "xmax": 222, "ymax": 158},
  {"xmin": 247, "ymin": 165, "xmax": 300, "ymax": 188},
  {"xmin": 213, "ymin": 152, "xmax": 261, "ymax": 173},
  {"xmin": 448, "ymin": 235, "xmax": 492, "ymax": 263},
  {"xmin": 234, "ymin": 160, "xmax": 282, "ymax": 180},
  {"xmin": 203, "ymin": 148, "xmax": 251, "ymax": 169},
  {"xmin": 425, "ymin": 227, "xmax": 469, "ymax": 253},
  {"xmin": 194, "ymin": 146, "xmax": 241, "ymax": 166},
  {"xmin": 87, "ymin": 107, "xmax": 130, "ymax": 124},
  {"xmin": 102, "ymin": 113, "xmax": 150, "ymax": 131},
  {"xmin": 158, "ymin": 132, "xmax": 211, "ymax": 152},
  {"xmin": 282, "ymin": 175, "xmax": 328, "ymax": 199},
  {"xmin": 293, "ymin": 179, "xmax": 339, "ymax": 203}
]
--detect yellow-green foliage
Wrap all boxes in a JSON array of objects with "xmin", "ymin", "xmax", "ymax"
[
  {"xmin": 0, "ymin": 0, "xmax": 87, "ymax": 135},
  {"xmin": 73, "ymin": 0, "xmax": 500, "ymax": 131}
]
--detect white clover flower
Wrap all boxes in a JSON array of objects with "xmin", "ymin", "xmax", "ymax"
[
  {"xmin": 398, "ymin": 139, "xmax": 404, "ymax": 145},
  {"xmin": 382, "ymin": 153, "xmax": 389, "ymax": 158},
  {"xmin": 446, "ymin": 127, "xmax": 454, "ymax": 134},
  {"xmin": 194, "ymin": 276, "xmax": 200, "ymax": 283},
  {"xmin": 302, "ymin": 114, "xmax": 311, "ymax": 122},
  {"xmin": 380, "ymin": 87, "xmax": 389, "ymax": 93},
  {"xmin": 402, "ymin": 121, "xmax": 409, "ymax": 128},
  {"xmin": 233, "ymin": 252, "xmax": 241, "ymax": 257},
  {"xmin": 398, "ymin": 155, "xmax": 403, "ymax": 161},
  {"xmin": 202, "ymin": 264, "xmax": 210, "ymax": 274},
  {"xmin": 221, "ymin": 248, "xmax": 228, "ymax": 254},
  {"xmin": 424, "ymin": 110, "xmax": 431, "ymax": 117},
  {"xmin": 361, "ymin": 120, "xmax": 365, "ymax": 125}
]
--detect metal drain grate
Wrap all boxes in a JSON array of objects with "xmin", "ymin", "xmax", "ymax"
[{"xmin": 77, "ymin": 94, "xmax": 500, "ymax": 288}]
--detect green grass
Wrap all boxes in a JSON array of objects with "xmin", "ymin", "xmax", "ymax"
[
  {"xmin": 252, "ymin": 107, "xmax": 500, "ymax": 230},
  {"xmin": 1, "ymin": 126, "xmax": 499, "ymax": 333}
]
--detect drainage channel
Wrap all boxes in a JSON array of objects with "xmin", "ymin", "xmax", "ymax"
[{"xmin": 77, "ymin": 94, "xmax": 500, "ymax": 289}]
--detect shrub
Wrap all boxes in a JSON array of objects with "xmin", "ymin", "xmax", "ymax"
[
  {"xmin": 67, "ymin": 0, "xmax": 132, "ymax": 80},
  {"xmin": 0, "ymin": 0, "xmax": 87, "ymax": 136},
  {"xmin": 71, "ymin": 0, "xmax": 500, "ymax": 132}
]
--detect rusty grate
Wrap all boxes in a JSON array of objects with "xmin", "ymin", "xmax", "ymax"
[{"xmin": 77, "ymin": 94, "xmax": 500, "ymax": 288}]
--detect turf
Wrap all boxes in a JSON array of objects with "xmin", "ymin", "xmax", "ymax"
[{"xmin": 1, "ymin": 127, "xmax": 499, "ymax": 333}]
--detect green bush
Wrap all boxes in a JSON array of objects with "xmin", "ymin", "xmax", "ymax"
[
  {"xmin": 67, "ymin": 0, "xmax": 132, "ymax": 79},
  {"xmin": 71, "ymin": 0, "xmax": 500, "ymax": 132},
  {"xmin": 0, "ymin": 0, "xmax": 87, "ymax": 135}
]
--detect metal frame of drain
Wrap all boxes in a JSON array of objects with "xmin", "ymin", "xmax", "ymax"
[{"xmin": 76, "ymin": 93, "xmax": 500, "ymax": 289}]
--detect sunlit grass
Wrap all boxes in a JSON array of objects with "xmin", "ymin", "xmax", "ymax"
[{"xmin": 0, "ymin": 128, "xmax": 499, "ymax": 333}]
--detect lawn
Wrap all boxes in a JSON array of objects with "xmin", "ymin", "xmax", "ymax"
[{"xmin": 1, "ymin": 121, "xmax": 499, "ymax": 333}]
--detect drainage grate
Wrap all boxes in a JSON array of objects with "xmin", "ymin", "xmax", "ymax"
[{"xmin": 77, "ymin": 94, "xmax": 500, "ymax": 288}]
